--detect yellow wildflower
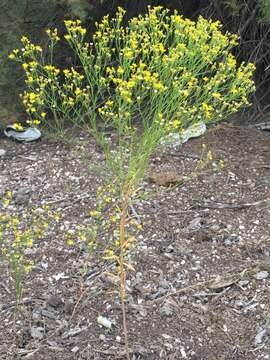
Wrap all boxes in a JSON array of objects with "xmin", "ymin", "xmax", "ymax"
[
  {"xmin": 13, "ymin": 123, "xmax": 24, "ymax": 131},
  {"xmin": 67, "ymin": 238, "xmax": 74, "ymax": 246}
]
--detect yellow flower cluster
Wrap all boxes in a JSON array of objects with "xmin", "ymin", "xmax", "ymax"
[
  {"xmin": 20, "ymin": 36, "xmax": 42, "ymax": 56},
  {"xmin": 22, "ymin": 91, "xmax": 43, "ymax": 115},
  {"xmin": 9, "ymin": 32, "xmax": 88, "ymax": 131},
  {"xmin": 64, "ymin": 19, "xmax": 87, "ymax": 41},
  {"xmin": 8, "ymin": 48, "xmax": 19, "ymax": 60},
  {"xmin": 90, "ymin": 6, "xmax": 255, "ymax": 133},
  {"xmin": 12, "ymin": 123, "xmax": 24, "ymax": 131},
  {"xmin": 46, "ymin": 28, "xmax": 60, "ymax": 42},
  {"xmin": 61, "ymin": 67, "xmax": 88, "ymax": 109},
  {"xmin": 8, "ymin": 6, "xmax": 256, "ymax": 137},
  {"xmin": 44, "ymin": 65, "xmax": 60, "ymax": 75}
]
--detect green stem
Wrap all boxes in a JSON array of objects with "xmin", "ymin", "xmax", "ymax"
[{"xmin": 119, "ymin": 191, "xmax": 131, "ymax": 360}]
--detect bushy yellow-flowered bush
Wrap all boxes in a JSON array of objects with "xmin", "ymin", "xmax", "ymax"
[
  {"xmin": 8, "ymin": 7, "xmax": 256, "ymax": 349},
  {"xmin": 9, "ymin": 6, "xmax": 255, "ymax": 136}
]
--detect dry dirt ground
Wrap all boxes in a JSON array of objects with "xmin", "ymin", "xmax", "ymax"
[{"xmin": 0, "ymin": 123, "xmax": 269, "ymax": 360}]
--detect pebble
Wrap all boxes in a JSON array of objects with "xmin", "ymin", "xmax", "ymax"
[
  {"xmin": 159, "ymin": 304, "xmax": 173, "ymax": 317},
  {"xmin": 47, "ymin": 295, "xmax": 63, "ymax": 308},
  {"xmin": 224, "ymin": 234, "xmax": 239, "ymax": 246},
  {"xmin": 238, "ymin": 280, "xmax": 249, "ymax": 287},
  {"xmin": 254, "ymin": 271, "xmax": 269, "ymax": 280},
  {"xmin": 71, "ymin": 346, "xmax": 80, "ymax": 353},
  {"xmin": 255, "ymin": 328, "xmax": 268, "ymax": 345},
  {"xmin": 0, "ymin": 149, "xmax": 6, "ymax": 157},
  {"xmin": 15, "ymin": 187, "xmax": 31, "ymax": 205},
  {"xmin": 97, "ymin": 315, "xmax": 112, "ymax": 329},
  {"xmin": 30, "ymin": 326, "xmax": 45, "ymax": 339},
  {"xmin": 62, "ymin": 327, "xmax": 86, "ymax": 339},
  {"xmin": 41, "ymin": 308, "xmax": 57, "ymax": 319}
]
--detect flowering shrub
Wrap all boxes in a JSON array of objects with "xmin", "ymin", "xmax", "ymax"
[{"xmin": 9, "ymin": 6, "xmax": 256, "ymax": 354}]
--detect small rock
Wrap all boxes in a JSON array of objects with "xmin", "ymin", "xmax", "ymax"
[
  {"xmin": 162, "ymin": 244, "xmax": 174, "ymax": 254},
  {"xmin": 64, "ymin": 299, "xmax": 74, "ymax": 314},
  {"xmin": 62, "ymin": 327, "xmax": 86, "ymax": 339},
  {"xmin": 97, "ymin": 316, "xmax": 112, "ymax": 329},
  {"xmin": 47, "ymin": 295, "xmax": 63, "ymax": 308},
  {"xmin": 149, "ymin": 287, "xmax": 166, "ymax": 299},
  {"xmin": 255, "ymin": 328, "xmax": 268, "ymax": 345},
  {"xmin": 71, "ymin": 346, "xmax": 80, "ymax": 353},
  {"xmin": 32, "ymin": 309, "xmax": 41, "ymax": 320},
  {"xmin": 254, "ymin": 271, "xmax": 269, "ymax": 280},
  {"xmin": 0, "ymin": 149, "xmax": 6, "ymax": 157},
  {"xmin": 0, "ymin": 175, "xmax": 8, "ymax": 185},
  {"xmin": 116, "ymin": 336, "xmax": 121, "ymax": 343},
  {"xmin": 238, "ymin": 280, "xmax": 249, "ymax": 287},
  {"xmin": 47, "ymin": 340, "xmax": 59, "ymax": 347},
  {"xmin": 224, "ymin": 234, "xmax": 239, "ymax": 246},
  {"xmin": 159, "ymin": 304, "xmax": 173, "ymax": 317},
  {"xmin": 15, "ymin": 187, "xmax": 31, "ymax": 205},
  {"xmin": 180, "ymin": 346, "xmax": 187, "ymax": 359},
  {"xmin": 147, "ymin": 169, "xmax": 181, "ymax": 186},
  {"xmin": 30, "ymin": 326, "xmax": 45, "ymax": 340},
  {"xmin": 187, "ymin": 217, "xmax": 203, "ymax": 231},
  {"xmin": 41, "ymin": 308, "xmax": 57, "ymax": 319},
  {"xmin": 209, "ymin": 223, "xmax": 221, "ymax": 232},
  {"xmin": 159, "ymin": 279, "xmax": 170, "ymax": 289},
  {"xmin": 235, "ymin": 300, "xmax": 245, "ymax": 308}
]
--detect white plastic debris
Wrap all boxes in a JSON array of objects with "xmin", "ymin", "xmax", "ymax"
[
  {"xmin": 71, "ymin": 346, "xmax": 80, "ymax": 353},
  {"xmin": 160, "ymin": 121, "xmax": 207, "ymax": 147},
  {"xmin": 51, "ymin": 272, "xmax": 69, "ymax": 281},
  {"xmin": 4, "ymin": 125, "xmax": 41, "ymax": 142},
  {"xmin": 97, "ymin": 315, "xmax": 112, "ymax": 329}
]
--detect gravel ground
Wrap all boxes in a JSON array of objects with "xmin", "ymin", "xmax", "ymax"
[{"xmin": 0, "ymin": 123, "xmax": 269, "ymax": 360}]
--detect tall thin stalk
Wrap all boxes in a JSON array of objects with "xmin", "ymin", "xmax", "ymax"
[{"xmin": 119, "ymin": 191, "xmax": 130, "ymax": 360}]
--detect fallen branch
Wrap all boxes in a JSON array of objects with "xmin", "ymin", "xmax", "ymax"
[
  {"xmin": 147, "ymin": 266, "xmax": 263, "ymax": 304},
  {"xmin": 194, "ymin": 198, "xmax": 270, "ymax": 210},
  {"xmin": 129, "ymin": 204, "xmax": 142, "ymax": 224}
]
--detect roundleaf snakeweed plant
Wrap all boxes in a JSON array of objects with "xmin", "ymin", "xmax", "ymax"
[{"xmin": 9, "ymin": 6, "xmax": 256, "ymax": 358}]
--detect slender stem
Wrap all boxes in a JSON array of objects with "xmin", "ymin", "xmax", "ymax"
[
  {"xmin": 119, "ymin": 192, "xmax": 130, "ymax": 360},
  {"xmin": 15, "ymin": 269, "xmax": 22, "ymax": 306}
]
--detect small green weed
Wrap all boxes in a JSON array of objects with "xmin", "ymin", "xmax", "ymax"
[{"xmin": 0, "ymin": 193, "xmax": 60, "ymax": 305}]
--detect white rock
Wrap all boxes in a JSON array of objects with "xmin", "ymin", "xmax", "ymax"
[
  {"xmin": 71, "ymin": 346, "xmax": 79, "ymax": 353},
  {"xmin": 254, "ymin": 271, "xmax": 269, "ymax": 280},
  {"xmin": 30, "ymin": 326, "xmax": 45, "ymax": 339},
  {"xmin": 255, "ymin": 328, "xmax": 268, "ymax": 345},
  {"xmin": 0, "ymin": 149, "xmax": 6, "ymax": 157},
  {"xmin": 97, "ymin": 316, "xmax": 112, "ymax": 329}
]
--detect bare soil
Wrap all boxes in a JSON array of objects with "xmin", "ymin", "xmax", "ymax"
[{"xmin": 0, "ymin": 123, "xmax": 269, "ymax": 360}]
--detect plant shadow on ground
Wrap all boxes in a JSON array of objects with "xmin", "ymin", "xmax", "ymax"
[{"xmin": 0, "ymin": 122, "xmax": 270, "ymax": 360}]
